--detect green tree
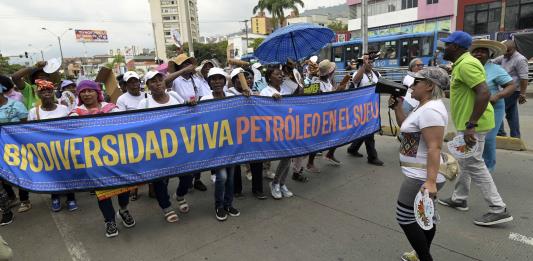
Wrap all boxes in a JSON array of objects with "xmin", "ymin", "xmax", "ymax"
[
  {"xmin": 250, "ymin": 38, "xmax": 265, "ymax": 51},
  {"xmin": 0, "ymin": 56, "xmax": 24, "ymax": 75},
  {"xmin": 328, "ymin": 21, "xmax": 348, "ymax": 33},
  {"xmin": 105, "ymin": 55, "xmax": 125, "ymax": 69},
  {"xmin": 253, "ymin": 0, "xmax": 304, "ymax": 28},
  {"xmin": 167, "ymin": 41, "xmax": 229, "ymax": 66}
]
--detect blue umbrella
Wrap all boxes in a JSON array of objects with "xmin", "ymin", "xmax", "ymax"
[{"xmin": 254, "ymin": 23, "xmax": 335, "ymax": 64}]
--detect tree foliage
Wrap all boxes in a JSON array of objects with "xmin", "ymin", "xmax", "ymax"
[
  {"xmin": 250, "ymin": 38, "xmax": 265, "ymax": 51},
  {"xmin": 0, "ymin": 56, "xmax": 24, "ymax": 76},
  {"xmin": 253, "ymin": 0, "xmax": 304, "ymax": 28},
  {"xmin": 328, "ymin": 21, "xmax": 348, "ymax": 33},
  {"xmin": 105, "ymin": 55, "xmax": 125, "ymax": 69},
  {"xmin": 166, "ymin": 41, "xmax": 229, "ymax": 65}
]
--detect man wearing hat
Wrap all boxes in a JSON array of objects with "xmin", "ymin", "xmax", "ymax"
[
  {"xmin": 116, "ymin": 71, "xmax": 144, "ymax": 111},
  {"xmin": 437, "ymin": 31, "xmax": 513, "ymax": 226},
  {"xmin": 469, "ymin": 40, "xmax": 515, "ymax": 174}
]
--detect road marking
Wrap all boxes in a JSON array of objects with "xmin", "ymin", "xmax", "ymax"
[
  {"xmin": 50, "ymin": 210, "xmax": 91, "ymax": 261},
  {"xmin": 509, "ymin": 232, "xmax": 533, "ymax": 247}
]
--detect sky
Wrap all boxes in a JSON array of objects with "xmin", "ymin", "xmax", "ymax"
[{"xmin": 0, "ymin": 0, "xmax": 345, "ymax": 62}]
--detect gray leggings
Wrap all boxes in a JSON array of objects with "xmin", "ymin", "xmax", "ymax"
[
  {"xmin": 396, "ymin": 177, "xmax": 445, "ymax": 225},
  {"xmin": 273, "ymin": 159, "xmax": 291, "ymax": 185}
]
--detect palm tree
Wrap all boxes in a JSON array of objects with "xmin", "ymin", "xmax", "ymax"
[{"xmin": 253, "ymin": 0, "xmax": 304, "ymax": 28}]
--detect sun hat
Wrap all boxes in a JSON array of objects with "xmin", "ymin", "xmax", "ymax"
[
  {"xmin": 318, "ymin": 59, "xmax": 336, "ymax": 77},
  {"xmin": 469, "ymin": 39, "xmax": 506, "ymax": 58},
  {"xmin": 171, "ymin": 53, "xmax": 195, "ymax": 66}
]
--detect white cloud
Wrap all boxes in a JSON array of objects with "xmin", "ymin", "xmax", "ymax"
[{"xmin": 0, "ymin": 0, "xmax": 344, "ymax": 60}]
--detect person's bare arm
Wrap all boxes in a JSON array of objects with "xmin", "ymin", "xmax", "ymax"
[
  {"xmin": 490, "ymin": 81, "xmax": 514, "ymax": 103},
  {"xmin": 420, "ymin": 126, "xmax": 445, "ymax": 198},
  {"xmin": 12, "ymin": 61, "xmax": 46, "ymax": 90},
  {"xmin": 464, "ymin": 82, "xmax": 490, "ymax": 147},
  {"xmin": 164, "ymin": 64, "xmax": 196, "ymax": 87}
]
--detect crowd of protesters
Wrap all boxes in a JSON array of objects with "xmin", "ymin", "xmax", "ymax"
[{"xmin": 0, "ymin": 31, "xmax": 529, "ymax": 261}]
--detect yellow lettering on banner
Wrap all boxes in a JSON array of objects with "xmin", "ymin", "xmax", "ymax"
[
  {"xmin": 102, "ymin": 135, "xmax": 119, "ymax": 166},
  {"xmin": 145, "ymin": 131, "xmax": 163, "ymax": 161},
  {"xmin": 197, "ymin": 124, "xmax": 205, "ymax": 151},
  {"xmin": 84, "ymin": 136, "xmax": 103, "ymax": 168},
  {"xmin": 36, "ymin": 143, "xmax": 54, "ymax": 171},
  {"xmin": 49, "ymin": 141, "xmax": 63, "ymax": 171},
  {"xmin": 20, "ymin": 144, "xmax": 28, "ymax": 171},
  {"xmin": 180, "ymin": 126, "xmax": 196, "ymax": 153},
  {"xmin": 161, "ymin": 129, "xmax": 178, "ymax": 158},
  {"xmin": 219, "ymin": 120, "xmax": 234, "ymax": 146},
  {"xmin": 70, "ymin": 138, "xmax": 85, "ymax": 169},
  {"xmin": 117, "ymin": 134, "xmax": 128, "ymax": 165},
  {"xmin": 203, "ymin": 122, "xmax": 219, "ymax": 149},
  {"xmin": 26, "ymin": 143, "xmax": 43, "ymax": 172},
  {"xmin": 55, "ymin": 140, "xmax": 71, "ymax": 170},
  {"xmin": 3, "ymin": 144, "xmax": 20, "ymax": 166},
  {"xmin": 126, "ymin": 133, "xmax": 144, "ymax": 163}
]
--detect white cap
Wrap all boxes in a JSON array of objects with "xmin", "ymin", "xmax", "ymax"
[
  {"xmin": 123, "ymin": 71, "xmax": 140, "ymax": 82},
  {"xmin": 310, "ymin": 56, "xmax": 318, "ymax": 63},
  {"xmin": 230, "ymin": 68, "xmax": 245, "ymax": 79},
  {"xmin": 207, "ymin": 67, "xmax": 229, "ymax": 79},
  {"xmin": 252, "ymin": 63, "xmax": 262, "ymax": 69},
  {"xmin": 144, "ymin": 71, "xmax": 163, "ymax": 83}
]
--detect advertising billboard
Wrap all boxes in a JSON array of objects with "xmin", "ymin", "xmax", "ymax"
[{"xmin": 75, "ymin": 29, "xmax": 109, "ymax": 42}]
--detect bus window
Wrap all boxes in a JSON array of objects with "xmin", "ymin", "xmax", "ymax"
[
  {"xmin": 421, "ymin": 37, "xmax": 433, "ymax": 56},
  {"xmin": 368, "ymin": 43, "xmax": 381, "ymax": 55},
  {"xmin": 333, "ymin": 46, "xmax": 343, "ymax": 62},
  {"xmin": 353, "ymin": 45, "xmax": 361, "ymax": 60},
  {"xmin": 437, "ymin": 32, "xmax": 449, "ymax": 53},
  {"xmin": 400, "ymin": 39, "xmax": 409, "ymax": 66},
  {"xmin": 380, "ymin": 41, "xmax": 397, "ymax": 59},
  {"xmin": 409, "ymin": 38, "xmax": 421, "ymax": 57},
  {"xmin": 345, "ymin": 45, "xmax": 357, "ymax": 62}
]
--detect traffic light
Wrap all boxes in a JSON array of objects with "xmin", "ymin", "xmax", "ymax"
[{"xmin": 25, "ymin": 52, "xmax": 28, "ymax": 58}]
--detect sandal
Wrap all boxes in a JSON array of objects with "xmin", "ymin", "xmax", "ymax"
[
  {"xmin": 176, "ymin": 198, "xmax": 190, "ymax": 213},
  {"xmin": 164, "ymin": 210, "xmax": 179, "ymax": 223},
  {"xmin": 292, "ymin": 172, "xmax": 309, "ymax": 183}
]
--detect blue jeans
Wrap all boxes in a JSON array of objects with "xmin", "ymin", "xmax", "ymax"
[
  {"xmin": 483, "ymin": 101, "xmax": 505, "ymax": 173},
  {"xmin": 214, "ymin": 167, "xmax": 234, "ymax": 209},
  {"xmin": 498, "ymin": 91, "xmax": 521, "ymax": 138}
]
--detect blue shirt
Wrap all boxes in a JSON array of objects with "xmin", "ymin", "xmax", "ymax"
[
  {"xmin": 0, "ymin": 99, "xmax": 29, "ymax": 123},
  {"xmin": 484, "ymin": 62, "xmax": 513, "ymax": 108}
]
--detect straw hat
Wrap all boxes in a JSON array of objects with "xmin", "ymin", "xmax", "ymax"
[
  {"xmin": 170, "ymin": 53, "xmax": 195, "ymax": 66},
  {"xmin": 469, "ymin": 39, "xmax": 506, "ymax": 58},
  {"xmin": 318, "ymin": 59, "xmax": 336, "ymax": 77}
]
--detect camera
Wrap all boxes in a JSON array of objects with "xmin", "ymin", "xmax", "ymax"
[
  {"xmin": 375, "ymin": 78, "xmax": 408, "ymax": 108},
  {"xmin": 357, "ymin": 52, "xmax": 381, "ymax": 64}
]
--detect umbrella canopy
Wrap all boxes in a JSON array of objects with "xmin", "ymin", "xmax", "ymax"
[{"xmin": 254, "ymin": 23, "xmax": 334, "ymax": 64}]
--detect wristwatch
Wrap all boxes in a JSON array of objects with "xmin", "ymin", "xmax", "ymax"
[{"xmin": 465, "ymin": 122, "xmax": 478, "ymax": 129}]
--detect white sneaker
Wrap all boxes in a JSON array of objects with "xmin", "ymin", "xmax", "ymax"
[
  {"xmin": 245, "ymin": 171, "xmax": 252, "ymax": 181},
  {"xmin": 280, "ymin": 185, "xmax": 294, "ymax": 198},
  {"xmin": 210, "ymin": 174, "xmax": 216, "ymax": 183},
  {"xmin": 264, "ymin": 170, "xmax": 276, "ymax": 180},
  {"xmin": 270, "ymin": 182, "xmax": 282, "ymax": 199}
]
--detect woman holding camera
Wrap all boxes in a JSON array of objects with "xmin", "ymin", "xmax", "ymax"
[{"xmin": 390, "ymin": 67, "xmax": 449, "ymax": 261}]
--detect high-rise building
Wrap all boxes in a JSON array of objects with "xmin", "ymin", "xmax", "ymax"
[
  {"xmin": 251, "ymin": 12, "xmax": 274, "ymax": 35},
  {"xmin": 148, "ymin": 0, "xmax": 200, "ymax": 61}
]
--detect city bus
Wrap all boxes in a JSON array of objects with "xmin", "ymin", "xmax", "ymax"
[{"xmin": 329, "ymin": 31, "xmax": 450, "ymax": 70}]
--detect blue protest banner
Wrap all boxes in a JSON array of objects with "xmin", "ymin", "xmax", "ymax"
[{"xmin": 0, "ymin": 87, "xmax": 380, "ymax": 192}]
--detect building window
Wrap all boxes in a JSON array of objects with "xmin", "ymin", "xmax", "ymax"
[
  {"xmin": 401, "ymin": 0, "xmax": 418, "ymax": 9},
  {"xmin": 427, "ymin": 0, "xmax": 438, "ymax": 4},
  {"xmin": 505, "ymin": 0, "xmax": 533, "ymax": 31},
  {"xmin": 463, "ymin": 1, "xmax": 501, "ymax": 35}
]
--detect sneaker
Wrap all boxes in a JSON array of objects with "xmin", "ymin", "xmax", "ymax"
[
  {"xmin": 264, "ymin": 170, "xmax": 276, "ymax": 180},
  {"xmin": 194, "ymin": 180, "xmax": 207, "ymax": 191},
  {"xmin": 0, "ymin": 212, "xmax": 14, "ymax": 226},
  {"xmin": 270, "ymin": 182, "xmax": 282, "ymax": 199},
  {"xmin": 305, "ymin": 165, "xmax": 321, "ymax": 173},
  {"xmin": 253, "ymin": 191, "xmax": 267, "ymax": 200},
  {"xmin": 51, "ymin": 199, "xmax": 62, "ymax": 212},
  {"xmin": 280, "ymin": 185, "xmax": 294, "ymax": 198},
  {"xmin": 224, "ymin": 206, "xmax": 240, "ymax": 217},
  {"xmin": 245, "ymin": 171, "xmax": 253, "ymax": 181},
  {"xmin": 347, "ymin": 149, "xmax": 364, "ymax": 158},
  {"xmin": 117, "ymin": 210, "xmax": 136, "ymax": 228},
  {"xmin": 401, "ymin": 250, "xmax": 419, "ymax": 261},
  {"xmin": 105, "ymin": 222, "xmax": 119, "ymax": 238},
  {"xmin": 324, "ymin": 156, "xmax": 342, "ymax": 165},
  {"xmin": 67, "ymin": 200, "xmax": 78, "ymax": 212},
  {"xmin": 215, "ymin": 208, "xmax": 227, "ymax": 221},
  {"xmin": 17, "ymin": 201, "xmax": 31, "ymax": 213},
  {"xmin": 473, "ymin": 210, "xmax": 513, "ymax": 226},
  {"xmin": 437, "ymin": 197, "xmax": 469, "ymax": 211},
  {"xmin": 210, "ymin": 174, "xmax": 216, "ymax": 183},
  {"xmin": 367, "ymin": 158, "xmax": 384, "ymax": 166}
]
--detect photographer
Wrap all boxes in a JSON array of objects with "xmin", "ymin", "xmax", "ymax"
[{"xmin": 346, "ymin": 53, "xmax": 384, "ymax": 166}]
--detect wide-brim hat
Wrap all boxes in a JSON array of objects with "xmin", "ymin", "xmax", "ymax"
[
  {"xmin": 469, "ymin": 39, "xmax": 506, "ymax": 58},
  {"xmin": 318, "ymin": 59, "xmax": 336, "ymax": 77},
  {"xmin": 171, "ymin": 53, "xmax": 195, "ymax": 66}
]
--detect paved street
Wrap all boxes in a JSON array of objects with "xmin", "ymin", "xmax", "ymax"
[{"xmin": 2, "ymin": 126, "xmax": 533, "ymax": 261}]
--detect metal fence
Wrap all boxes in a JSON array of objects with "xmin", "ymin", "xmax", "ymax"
[{"xmin": 334, "ymin": 67, "xmax": 410, "ymax": 84}]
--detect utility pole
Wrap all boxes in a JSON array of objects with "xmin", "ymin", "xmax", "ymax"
[
  {"xmin": 151, "ymin": 23, "xmax": 160, "ymax": 63},
  {"xmin": 361, "ymin": 0, "xmax": 368, "ymax": 54},
  {"xmin": 183, "ymin": 0, "xmax": 195, "ymax": 57},
  {"xmin": 42, "ymin": 27, "xmax": 72, "ymax": 77},
  {"xmin": 241, "ymin": 19, "xmax": 250, "ymax": 55}
]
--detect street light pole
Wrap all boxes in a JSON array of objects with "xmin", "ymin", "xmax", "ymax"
[
  {"xmin": 42, "ymin": 27, "xmax": 72, "ymax": 77},
  {"xmin": 361, "ymin": 0, "xmax": 368, "ymax": 54}
]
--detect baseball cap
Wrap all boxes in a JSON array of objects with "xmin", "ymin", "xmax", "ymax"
[
  {"xmin": 230, "ymin": 67, "xmax": 251, "ymax": 79},
  {"xmin": 440, "ymin": 31, "xmax": 472, "ymax": 49},
  {"xmin": 207, "ymin": 67, "xmax": 229, "ymax": 78},
  {"xmin": 144, "ymin": 71, "xmax": 163, "ymax": 83},
  {"xmin": 408, "ymin": 67, "xmax": 450, "ymax": 90},
  {"xmin": 123, "ymin": 71, "xmax": 140, "ymax": 82},
  {"xmin": 60, "ymin": 80, "xmax": 75, "ymax": 90}
]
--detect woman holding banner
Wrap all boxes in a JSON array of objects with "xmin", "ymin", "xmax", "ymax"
[
  {"xmin": 200, "ymin": 68, "xmax": 240, "ymax": 221},
  {"xmin": 261, "ymin": 66, "xmax": 295, "ymax": 200},
  {"xmin": 27, "ymin": 79, "xmax": 78, "ymax": 212},
  {"xmin": 69, "ymin": 80, "xmax": 135, "ymax": 238}
]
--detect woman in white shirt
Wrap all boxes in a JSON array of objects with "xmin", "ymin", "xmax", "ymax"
[
  {"xmin": 390, "ymin": 68, "xmax": 449, "ymax": 261},
  {"xmin": 28, "ymin": 80, "xmax": 76, "ymax": 213}
]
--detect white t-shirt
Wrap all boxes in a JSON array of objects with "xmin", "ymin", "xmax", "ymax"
[
  {"xmin": 281, "ymin": 78, "xmax": 299, "ymax": 95},
  {"xmin": 399, "ymin": 99, "xmax": 448, "ymax": 183},
  {"xmin": 259, "ymin": 86, "xmax": 282, "ymax": 97},
  {"xmin": 58, "ymin": 91, "xmax": 77, "ymax": 112},
  {"xmin": 227, "ymin": 87, "xmax": 242, "ymax": 96},
  {"xmin": 353, "ymin": 70, "xmax": 379, "ymax": 87},
  {"xmin": 116, "ymin": 92, "xmax": 145, "ymax": 111},
  {"xmin": 319, "ymin": 79, "xmax": 334, "ymax": 93},
  {"xmin": 137, "ymin": 91, "xmax": 184, "ymax": 109},
  {"xmin": 28, "ymin": 104, "xmax": 69, "ymax": 121},
  {"xmin": 171, "ymin": 75, "xmax": 212, "ymax": 102},
  {"xmin": 200, "ymin": 92, "xmax": 235, "ymax": 101}
]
